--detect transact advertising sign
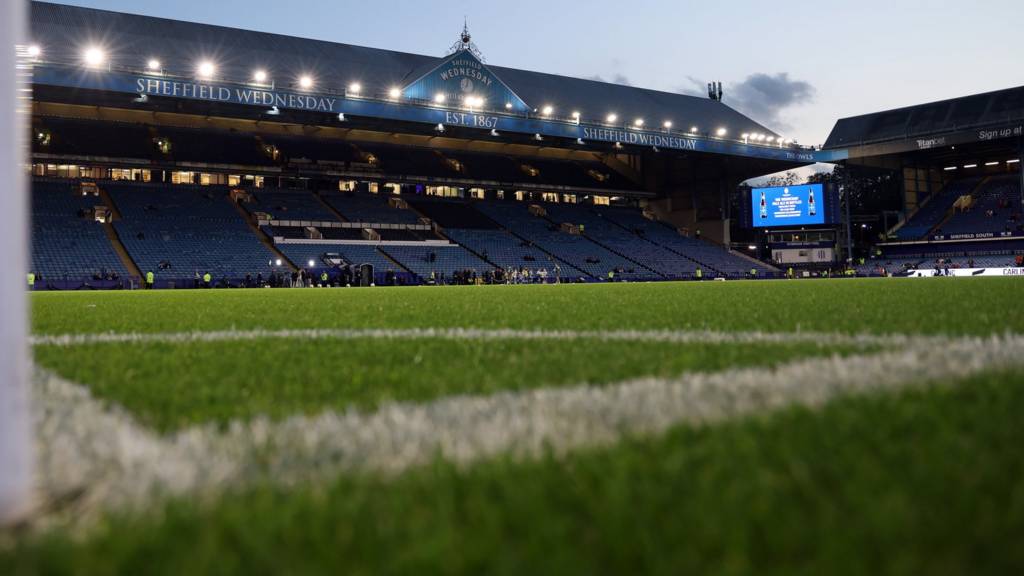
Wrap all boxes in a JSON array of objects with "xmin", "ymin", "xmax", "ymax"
[{"xmin": 751, "ymin": 183, "xmax": 825, "ymax": 227}]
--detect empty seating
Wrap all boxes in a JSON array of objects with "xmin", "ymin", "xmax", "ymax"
[
  {"xmin": 107, "ymin": 182, "xmax": 276, "ymax": 281},
  {"xmin": 30, "ymin": 179, "xmax": 130, "ymax": 281},
  {"xmin": 322, "ymin": 193, "xmax": 422, "ymax": 224},
  {"xmin": 242, "ymin": 189, "xmax": 341, "ymax": 222},
  {"xmin": 939, "ymin": 176, "xmax": 1022, "ymax": 236},
  {"xmin": 895, "ymin": 178, "xmax": 980, "ymax": 240}
]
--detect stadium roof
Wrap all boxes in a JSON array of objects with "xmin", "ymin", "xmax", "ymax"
[
  {"xmin": 824, "ymin": 84, "xmax": 1024, "ymax": 150},
  {"xmin": 29, "ymin": 1, "xmax": 777, "ymax": 139}
]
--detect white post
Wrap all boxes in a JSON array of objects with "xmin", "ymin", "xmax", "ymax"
[{"xmin": 0, "ymin": 0, "xmax": 32, "ymax": 525}]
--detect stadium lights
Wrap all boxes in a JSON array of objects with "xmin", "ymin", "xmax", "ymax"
[
  {"xmin": 741, "ymin": 133, "xmax": 749, "ymax": 143},
  {"xmin": 766, "ymin": 136, "xmax": 775, "ymax": 143},
  {"xmin": 388, "ymin": 87, "xmax": 401, "ymax": 99},
  {"xmin": 943, "ymin": 166, "xmax": 957, "ymax": 171},
  {"xmin": 27, "ymin": 44, "xmax": 41, "ymax": 58},
  {"xmin": 984, "ymin": 161, "xmax": 999, "ymax": 166},
  {"xmin": 299, "ymin": 75, "xmax": 314, "ymax": 90},
  {"xmin": 663, "ymin": 120, "xmax": 673, "ymax": 129},
  {"xmin": 606, "ymin": 113, "xmax": 618, "ymax": 123},
  {"xmin": 253, "ymin": 69, "xmax": 268, "ymax": 83},
  {"xmin": 715, "ymin": 127, "xmax": 727, "ymax": 137},
  {"xmin": 82, "ymin": 46, "xmax": 105, "ymax": 68},
  {"xmin": 689, "ymin": 126, "xmax": 698, "ymax": 133},
  {"xmin": 348, "ymin": 82, "xmax": 361, "ymax": 94},
  {"xmin": 435, "ymin": 123, "xmax": 445, "ymax": 132},
  {"xmin": 274, "ymin": 259, "xmax": 282, "ymax": 266},
  {"xmin": 434, "ymin": 93, "xmax": 447, "ymax": 104},
  {"xmin": 541, "ymin": 105, "xmax": 554, "ymax": 116},
  {"xmin": 197, "ymin": 60, "xmax": 216, "ymax": 79},
  {"xmin": 337, "ymin": 113, "xmax": 346, "ymax": 121},
  {"xmin": 505, "ymin": 102, "xmax": 513, "ymax": 110},
  {"xmin": 308, "ymin": 260, "xmax": 315, "ymax": 268},
  {"xmin": 490, "ymin": 129, "xmax": 500, "ymax": 137},
  {"xmin": 534, "ymin": 133, "xmax": 543, "ymax": 141},
  {"xmin": 633, "ymin": 118, "xmax": 644, "ymax": 128},
  {"xmin": 146, "ymin": 58, "xmax": 161, "ymax": 72},
  {"xmin": 963, "ymin": 164, "xmax": 977, "ymax": 169},
  {"xmin": 576, "ymin": 137, "xmax": 585, "ymax": 145},
  {"xmin": 1007, "ymin": 159, "xmax": 1021, "ymax": 164},
  {"xmin": 266, "ymin": 106, "xmax": 280, "ymax": 115}
]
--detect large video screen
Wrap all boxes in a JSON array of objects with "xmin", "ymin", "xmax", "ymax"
[{"xmin": 751, "ymin": 183, "xmax": 825, "ymax": 227}]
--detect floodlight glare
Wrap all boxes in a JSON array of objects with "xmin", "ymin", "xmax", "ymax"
[
  {"xmin": 197, "ymin": 61, "xmax": 215, "ymax": 78},
  {"xmin": 253, "ymin": 69, "xmax": 268, "ymax": 83},
  {"xmin": 146, "ymin": 58, "xmax": 160, "ymax": 71},
  {"xmin": 299, "ymin": 75, "xmax": 314, "ymax": 89},
  {"xmin": 27, "ymin": 45, "xmax": 41, "ymax": 58},
  {"xmin": 388, "ymin": 87, "xmax": 401, "ymax": 99},
  {"xmin": 434, "ymin": 93, "xmax": 447, "ymax": 104},
  {"xmin": 83, "ymin": 46, "xmax": 105, "ymax": 67},
  {"xmin": 606, "ymin": 113, "xmax": 618, "ymax": 123},
  {"xmin": 348, "ymin": 82, "xmax": 361, "ymax": 94},
  {"xmin": 541, "ymin": 105, "xmax": 553, "ymax": 116}
]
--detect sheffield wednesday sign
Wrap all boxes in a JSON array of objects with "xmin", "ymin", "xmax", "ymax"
[
  {"xmin": 401, "ymin": 50, "xmax": 531, "ymax": 113},
  {"xmin": 32, "ymin": 64, "xmax": 836, "ymax": 163},
  {"xmin": 135, "ymin": 77, "xmax": 338, "ymax": 112}
]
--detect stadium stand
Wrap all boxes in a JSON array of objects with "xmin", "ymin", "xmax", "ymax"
[
  {"xmin": 30, "ymin": 179, "xmax": 130, "ymax": 283},
  {"xmin": 893, "ymin": 178, "xmax": 981, "ymax": 240},
  {"xmin": 242, "ymin": 189, "xmax": 342, "ymax": 222},
  {"xmin": 474, "ymin": 202, "xmax": 659, "ymax": 280},
  {"xmin": 322, "ymin": 193, "xmax": 423, "ymax": 225},
  {"xmin": 107, "ymin": 182, "xmax": 277, "ymax": 283},
  {"xmin": 939, "ymin": 176, "xmax": 1023, "ymax": 237}
]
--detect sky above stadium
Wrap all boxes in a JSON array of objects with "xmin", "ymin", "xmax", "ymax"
[{"xmin": 51, "ymin": 0, "xmax": 1024, "ymax": 145}]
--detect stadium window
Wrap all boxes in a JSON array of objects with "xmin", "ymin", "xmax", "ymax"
[
  {"xmin": 541, "ymin": 192, "xmax": 559, "ymax": 203},
  {"xmin": 469, "ymin": 188, "xmax": 485, "ymax": 199},
  {"xmin": 592, "ymin": 195, "xmax": 610, "ymax": 206},
  {"xmin": 171, "ymin": 171, "xmax": 194, "ymax": 185},
  {"xmin": 228, "ymin": 175, "xmax": 241, "ymax": 186},
  {"xmin": 562, "ymin": 194, "xmax": 577, "ymax": 204},
  {"xmin": 514, "ymin": 191, "xmax": 526, "ymax": 202},
  {"xmin": 496, "ymin": 190, "xmax": 505, "ymax": 200},
  {"xmin": 339, "ymin": 180, "xmax": 356, "ymax": 192},
  {"xmin": 368, "ymin": 182, "xmax": 379, "ymax": 194}
]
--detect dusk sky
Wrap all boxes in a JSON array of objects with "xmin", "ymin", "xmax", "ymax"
[{"xmin": 49, "ymin": 0, "xmax": 1024, "ymax": 145}]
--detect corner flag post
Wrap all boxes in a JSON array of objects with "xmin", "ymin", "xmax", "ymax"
[{"xmin": 0, "ymin": 0, "xmax": 33, "ymax": 525}]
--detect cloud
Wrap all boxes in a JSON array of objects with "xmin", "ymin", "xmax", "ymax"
[
  {"xmin": 675, "ymin": 76, "xmax": 706, "ymax": 98},
  {"xmin": 586, "ymin": 73, "xmax": 632, "ymax": 86},
  {"xmin": 675, "ymin": 72, "xmax": 815, "ymax": 133},
  {"xmin": 727, "ymin": 72, "xmax": 815, "ymax": 132}
]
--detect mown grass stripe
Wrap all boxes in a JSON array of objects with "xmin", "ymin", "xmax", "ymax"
[{"xmin": 27, "ymin": 334, "xmax": 1024, "ymax": 532}]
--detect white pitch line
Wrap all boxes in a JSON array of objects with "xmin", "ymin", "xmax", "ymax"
[
  {"xmin": 25, "ymin": 333, "xmax": 1024, "ymax": 533},
  {"xmin": 28, "ymin": 327, "xmax": 951, "ymax": 349}
]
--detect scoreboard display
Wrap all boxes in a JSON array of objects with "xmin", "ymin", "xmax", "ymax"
[{"xmin": 749, "ymin": 183, "xmax": 829, "ymax": 228}]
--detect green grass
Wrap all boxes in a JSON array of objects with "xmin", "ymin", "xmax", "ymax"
[
  {"xmin": 30, "ymin": 277, "xmax": 1024, "ymax": 336},
  {"xmin": 33, "ymin": 339, "xmax": 850, "ymax": 431},
  {"xmin": 6, "ymin": 369, "xmax": 1024, "ymax": 575},
  {"xmin": 8, "ymin": 279, "xmax": 1024, "ymax": 573}
]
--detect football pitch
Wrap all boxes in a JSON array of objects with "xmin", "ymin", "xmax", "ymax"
[{"xmin": 4, "ymin": 278, "xmax": 1024, "ymax": 574}]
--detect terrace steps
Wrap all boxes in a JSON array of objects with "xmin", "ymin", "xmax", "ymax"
[
  {"xmin": 102, "ymin": 222, "xmax": 143, "ymax": 281},
  {"xmin": 313, "ymin": 192, "xmax": 350, "ymax": 223},
  {"xmin": 229, "ymin": 195, "xmax": 297, "ymax": 271},
  {"xmin": 927, "ymin": 177, "xmax": 989, "ymax": 237}
]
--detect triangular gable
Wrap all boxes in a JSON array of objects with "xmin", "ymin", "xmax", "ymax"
[{"xmin": 401, "ymin": 50, "xmax": 531, "ymax": 113}]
